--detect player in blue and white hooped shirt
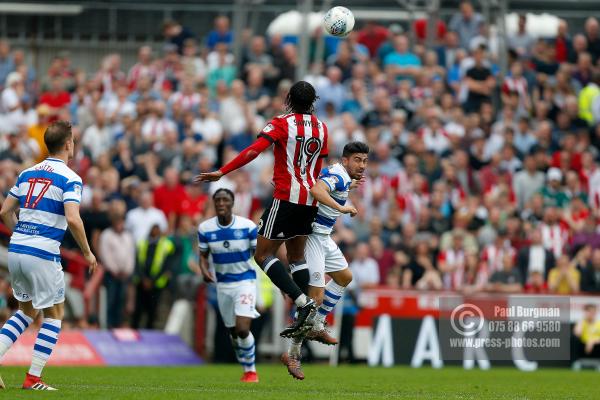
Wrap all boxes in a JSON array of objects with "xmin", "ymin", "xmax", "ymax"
[
  {"xmin": 198, "ymin": 188, "xmax": 260, "ymax": 383},
  {"xmin": 282, "ymin": 142, "xmax": 368, "ymax": 380},
  {"xmin": 0, "ymin": 121, "xmax": 97, "ymax": 390}
]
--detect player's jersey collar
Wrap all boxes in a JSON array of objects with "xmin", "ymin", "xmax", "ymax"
[
  {"xmin": 217, "ymin": 215, "xmax": 236, "ymax": 229},
  {"xmin": 46, "ymin": 157, "xmax": 65, "ymax": 164}
]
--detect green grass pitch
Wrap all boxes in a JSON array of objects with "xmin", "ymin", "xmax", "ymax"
[{"xmin": 0, "ymin": 364, "xmax": 597, "ymax": 399}]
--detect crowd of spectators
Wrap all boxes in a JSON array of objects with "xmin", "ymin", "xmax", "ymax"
[{"xmin": 1, "ymin": 1, "xmax": 600, "ymax": 327}]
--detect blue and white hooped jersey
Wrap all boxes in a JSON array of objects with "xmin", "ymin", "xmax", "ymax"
[
  {"xmin": 8, "ymin": 158, "xmax": 83, "ymax": 262},
  {"xmin": 198, "ymin": 215, "xmax": 258, "ymax": 284},
  {"xmin": 312, "ymin": 163, "xmax": 351, "ymax": 235}
]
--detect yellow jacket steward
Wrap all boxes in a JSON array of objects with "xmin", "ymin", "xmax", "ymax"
[
  {"xmin": 136, "ymin": 236, "xmax": 176, "ymax": 289},
  {"xmin": 578, "ymin": 83, "xmax": 600, "ymax": 125}
]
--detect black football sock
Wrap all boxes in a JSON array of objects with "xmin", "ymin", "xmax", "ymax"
[
  {"xmin": 290, "ymin": 261, "xmax": 310, "ymax": 296},
  {"xmin": 259, "ymin": 256, "xmax": 304, "ymax": 303}
]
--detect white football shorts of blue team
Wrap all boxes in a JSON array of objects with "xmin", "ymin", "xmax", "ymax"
[
  {"xmin": 7, "ymin": 253, "xmax": 65, "ymax": 309},
  {"xmin": 305, "ymin": 233, "xmax": 349, "ymax": 287},
  {"xmin": 216, "ymin": 280, "xmax": 260, "ymax": 328}
]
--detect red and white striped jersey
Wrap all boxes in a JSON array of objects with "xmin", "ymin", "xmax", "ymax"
[{"xmin": 259, "ymin": 113, "xmax": 328, "ymax": 206}]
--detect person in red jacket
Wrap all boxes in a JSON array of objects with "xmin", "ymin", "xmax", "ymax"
[{"xmin": 39, "ymin": 77, "xmax": 71, "ymax": 121}]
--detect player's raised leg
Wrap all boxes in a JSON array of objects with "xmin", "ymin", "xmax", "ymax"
[
  {"xmin": 282, "ymin": 235, "xmax": 319, "ymax": 379},
  {"xmin": 254, "ymin": 235, "xmax": 316, "ymax": 338},
  {"xmin": 307, "ymin": 268, "xmax": 353, "ymax": 344}
]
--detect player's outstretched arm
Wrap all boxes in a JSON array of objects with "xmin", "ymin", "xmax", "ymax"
[
  {"xmin": 65, "ymin": 202, "xmax": 98, "ymax": 273},
  {"xmin": 0, "ymin": 195, "xmax": 19, "ymax": 231},
  {"xmin": 310, "ymin": 180, "xmax": 358, "ymax": 217},
  {"xmin": 194, "ymin": 137, "xmax": 272, "ymax": 183}
]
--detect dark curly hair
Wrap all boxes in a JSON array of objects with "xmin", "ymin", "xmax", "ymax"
[{"xmin": 285, "ymin": 80, "xmax": 319, "ymax": 114}]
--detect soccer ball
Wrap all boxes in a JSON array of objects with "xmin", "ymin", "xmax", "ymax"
[{"xmin": 323, "ymin": 6, "xmax": 355, "ymax": 37}]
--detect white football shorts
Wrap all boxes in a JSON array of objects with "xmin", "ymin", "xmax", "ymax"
[
  {"xmin": 8, "ymin": 252, "xmax": 65, "ymax": 309},
  {"xmin": 216, "ymin": 280, "xmax": 260, "ymax": 328},
  {"xmin": 305, "ymin": 233, "xmax": 348, "ymax": 287}
]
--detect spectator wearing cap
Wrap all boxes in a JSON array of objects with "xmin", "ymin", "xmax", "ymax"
[
  {"xmin": 448, "ymin": 1, "xmax": 485, "ymax": 50},
  {"xmin": 163, "ymin": 19, "xmax": 196, "ymax": 55},
  {"xmin": 540, "ymin": 168, "xmax": 570, "ymax": 208}
]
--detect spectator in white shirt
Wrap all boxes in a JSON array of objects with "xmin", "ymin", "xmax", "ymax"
[
  {"xmin": 192, "ymin": 102, "xmax": 223, "ymax": 164},
  {"xmin": 82, "ymin": 107, "xmax": 113, "ymax": 161},
  {"xmin": 219, "ymin": 79, "xmax": 250, "ymax": 136},
  {"xmin": 1, "ymin": 72, "xmax": 25, "ymax": 130},
  {"xmin": 99, "ymin": 210, "xmax": 136, "ymax": 328},
  {"xmin": 350, "ymin": 243, "xmax": 381, "ymax": 287},
  {"xmin": 125, "ymin": 190, "xmax": 169, "ymax": 242},
  {"xmin": 141, "ymin": 100, "xmax": 177, "ymax": 142}
]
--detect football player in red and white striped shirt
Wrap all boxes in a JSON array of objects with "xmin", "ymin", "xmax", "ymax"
[{"xmin": 197, "ymin": 81, "xmax": 329, "ymax": 337}]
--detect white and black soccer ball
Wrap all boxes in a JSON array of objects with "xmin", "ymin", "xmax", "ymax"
[{"xmin": 323, "ymin": 6, "xmax": 355, "ymax": 37}]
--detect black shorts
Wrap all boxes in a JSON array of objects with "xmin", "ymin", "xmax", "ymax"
[{"xmin": 258, "ymin": 199, "xmax": 318, "ymax": 240}]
